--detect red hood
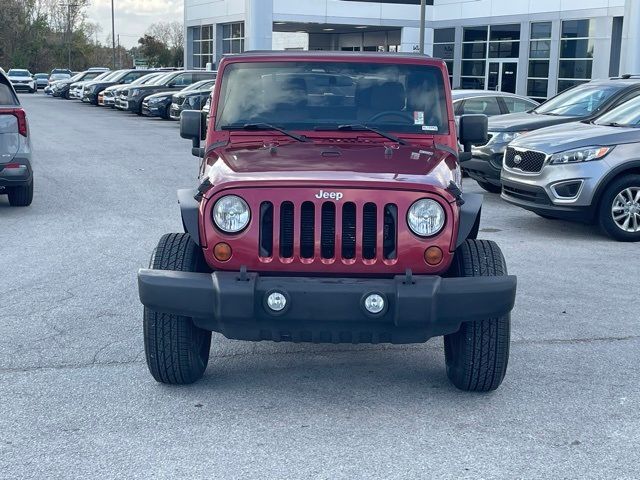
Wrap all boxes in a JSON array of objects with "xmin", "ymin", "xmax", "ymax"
[{"xmin": 204, "ymin": 139, "xmax": 459, "ymax": 195}]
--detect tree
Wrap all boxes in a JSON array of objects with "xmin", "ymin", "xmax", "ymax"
[{"xmin": 137, "ymin": 34, "xmax": 172, "ymax": 67}]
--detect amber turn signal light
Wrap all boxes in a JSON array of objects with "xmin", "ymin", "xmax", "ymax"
[
  {"xmin": 424, "ymin": 246, "xmax": 443, "ymax": 266},
  {"xmin": 214, "ymin": 242, "xmax": 232, "ymax": 262}
]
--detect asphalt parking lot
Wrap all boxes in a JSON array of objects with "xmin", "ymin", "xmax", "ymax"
[{"xmin": 1, "ymin": 93, "xmax": 639, "ymax": 479}]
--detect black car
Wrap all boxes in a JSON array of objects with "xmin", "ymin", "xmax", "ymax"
[
  {"xmin": 169, "ymin": 79, "xmax": 216, "ymax": 120},
  {"xmin": 103, "ymin": 72, "xmax": 163, "ymax": 108},
  {"xmin": 52, "ymin": 69, "xmax": 110, "ymax": 99},
  {"xmin": 119, "ymin": 70, "xmax": 216, "ymax": 114},
  {"xmin": 464, "ymin": 76, "xmax": 640, "ymax": 193},
  {"xmin": 143, "ymin": 79, "xmax": 215, "ymax": 119},
  {"xmin": 82, "ymin": 69, "xmax": 156, "ymax": 105}
]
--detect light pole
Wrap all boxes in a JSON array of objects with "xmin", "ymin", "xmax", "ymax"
[
  {"xmin": 419, "ymin": 0, "xmax": 426, "ymax": 54},
  {"xmin": 111, "ymin": 0, "xmax": 116, "ymax": 69},
  {"xmin": 60, "ymin": 3, "xmax": 80, "ymax": 70}
]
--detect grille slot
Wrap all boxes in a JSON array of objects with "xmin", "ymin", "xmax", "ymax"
[
  {"xmin": 362, "ymin": 203, "xmax": 377, "ymax": 260},
  {"xmin": 259, "ymin": 202, "xmax": 273, "ymax": 257},
  {"xmin": 321, "ymin": 202, "xmax": 336, "ymax": 259},
  {"xmin": 505, "ymin": 147, "xmax": 546, "ymax": 173},
  {"xmin": 383, "ymin": 204, "xmax": 398, "ymax": 260},
  {"xmin": 279, "ymin": 202, "xmax": 294, "ymax": 258},
  {"xmin": 341, "ymin": 203, "xmax": 357, "ymax": 259},
  {"xmin": 300, "ymin": 202, "xmax": 315, "ymax": 259}
]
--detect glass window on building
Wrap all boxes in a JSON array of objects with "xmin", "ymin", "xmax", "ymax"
[
  {"xmin": 488, "ymin": 24, "xmax": 520, "ymax": 59},
  {"xmin": 527, "ymin": 21, "xmax": 552, "ymax": 101},
  {"xmin": 433, "ymin": 28, "xmax": 455, "ymax": 86},
  {"xmin": 190, "ymin": 25, "xmax": 214, "ymax": 69},
  {"xmin": 558, "ymin": 19, "xmax": 594, "ymax": 93},
  {"xmin": 461, "ymin": 26, "xmax": 487, "ymax": 89},
  {"xmin": 222, "ymin": 22, "xmax": 245, "ymax": 54}
]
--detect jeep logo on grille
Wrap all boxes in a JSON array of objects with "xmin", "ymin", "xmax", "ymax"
[
  {"xmin": 315, "ymin": 190, "xmax": 344, "ymax": 201},
  {"xmin": 513, "ymin": 154, "xmax": 523, "ymax": 165}
]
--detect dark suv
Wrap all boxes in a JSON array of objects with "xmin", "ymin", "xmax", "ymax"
[
  {"xmin": 119, "ymin": 70, "xmax": 217, "ymax": 114},
  {"xmin": 137, "ymin": 52, "xmax": 517, "ymax": 392},
  {"xmin": 464, "ymin": 77, "xmax": 640, "ymax": 192},
  {"xmin": 82, "ymin": 69, "xmax": 155, "ymax": 105}
]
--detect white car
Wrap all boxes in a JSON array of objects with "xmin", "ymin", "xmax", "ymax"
[{"xmin": 6, "ymin": 69, "xmax": 36, "ymax": 94}]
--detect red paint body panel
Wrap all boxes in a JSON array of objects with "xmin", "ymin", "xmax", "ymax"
[{"xmin": 196, "ymin": 52, "xmax": 464, "ymax": 276}]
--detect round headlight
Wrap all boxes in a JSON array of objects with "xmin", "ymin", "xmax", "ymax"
[
  {"xmin": 407, "ymin": 199, "xmax": 445, "ymax": 237},
  {"xmin": 213, "ymin": 195, "xmax": 250, "ymax": 233}
]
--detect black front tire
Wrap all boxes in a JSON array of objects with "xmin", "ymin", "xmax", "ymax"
[
  {"xmin": 8, "ymin": 181, "xmax": 34, "ymax": 207},
  {"xmin": 444, "ymin": 240, "xmax": 511, "ymax": 392},
  {"xmin": 476, "ymin": 181, "xmax": 502, "ymax": 194},
  {"xmin": 598, "ymin": 174, "xmax": 640, "ymax": 242},
  {"xmin": 144, "ymin": 233, "xmax": 212, "ymax": 384}
]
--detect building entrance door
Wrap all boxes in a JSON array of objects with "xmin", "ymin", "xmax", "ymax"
[{"xmin": 487, "ymin": 61, "xmax": 518, "ymax": 93}]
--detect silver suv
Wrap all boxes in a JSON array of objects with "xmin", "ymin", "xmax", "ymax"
[
  {"xmin": 0, "ymin": 69, "xmax": 33, "ymax": 206},
  {"xmin": 501, "ymin": 94, "xmax": 640, "ymax": 241}
]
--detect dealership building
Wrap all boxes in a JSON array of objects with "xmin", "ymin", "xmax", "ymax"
[{"xmin": 184, "ymin": 0, "xmax": 640, "ymax": 100}]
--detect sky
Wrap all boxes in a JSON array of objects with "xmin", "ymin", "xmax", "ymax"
[{"xmin": 87, "ymin": 0, "xmax": 183, "ymax": 48}]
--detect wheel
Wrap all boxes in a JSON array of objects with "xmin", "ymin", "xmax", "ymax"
[
  {"xmin": 444, "ymin": 239, "xmax": 510, "ymax": 392},
  {"xmin": 476, "ymin": 181, "xmax": 502, "ymax": 194},
  {"xmin": 598, "ymin": 175, "xmax": 640, "ymax": 242},
  {"xmin": 144, "ymin": 233, "xmax": 212, "ymax": 384},
  {"xmin": 8, "ymin": 181, "xmax": 33, "ymax": 207}
]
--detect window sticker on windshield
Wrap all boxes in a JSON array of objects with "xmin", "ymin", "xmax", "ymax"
[
  {"xmin": 413, "ymin": 111, "xmax": 425, "ymax": 125},
  {"xmin": 422, "ymin": 125, "xmax": 439, "ymax": 132}
]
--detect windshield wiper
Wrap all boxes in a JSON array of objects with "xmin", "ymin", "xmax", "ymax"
[
  {"xmin": 596, "ymin": 121, "xmax": 630, "ymax": 128},
  {"xmin": 221, "ymin": 123, "xmax": 309, "ymax": 142},
  {"xmin": 314, "ymin": 124, "xmax": 408, "ymax": 145}
]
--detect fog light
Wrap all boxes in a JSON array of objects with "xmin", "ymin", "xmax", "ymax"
[
  {"xmin": 364, "ymin": 294, "xmax": 385, "ymax": 314},
  {"xmin": 213, "ymin": 242, "xmax": 232, "ymax": 262},
  {"xmin": 424, "ymin": 246, "xmax": 443, "ymax": 266},
  {"xmin": 266, "ymin": 292, "xmax": 287, "ymax": 312}
]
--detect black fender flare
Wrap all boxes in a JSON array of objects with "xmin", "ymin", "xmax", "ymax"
[
  {"xmin": 178, "ymin": 189, "xmax": 201, "ymax": 246},
  {"xmin": 455, "ymin": 193, "xmax": 482, "ymax": 248}
]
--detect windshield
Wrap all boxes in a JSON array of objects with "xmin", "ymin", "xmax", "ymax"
[
  {"xmin": 50, "ymin": 73, "xmax": 70, "ymax": 80},
  {"xmin": 131, "ymin": 73, "xmax": 158, "ymax": 85},
  {"xmin": 534, "ymin": 83, "xmax": 623, "ymax": 117},
  {"xmin": 216, "ymin": 61, "xmax": 449, "ymax": 135},
  {"xmin": 149, "ymin": 73, "xmax": 173, "ymax": 86},
  {"xmin": 34, "ymin": 74, "xmax": 48, "ymax": 79},
  {"xmin": 91, "ymin": 71, "xmax": 113, "ymax": 82},
  {"xmin": 185, "ymin": 79, "xmax": 215, "ymax": 92},
  {"xmin": 8, "ymin": 70, "xmax": 31, "ymax": 76},
  {"xmin": 594, "ymin": 95, "xmax": 640, "ymax": 128}
]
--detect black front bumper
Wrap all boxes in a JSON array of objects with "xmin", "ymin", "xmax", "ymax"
[
  {"xmin": 462, "ymin": 156, "xmax": 503, "ymax": 186},
  {"xmin": 138, "ymin": 270, "xmax": 517, "ymax": 344}
]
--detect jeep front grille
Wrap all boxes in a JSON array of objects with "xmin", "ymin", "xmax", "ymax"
[
  {"xmin": 259, "ymin": 200, "xmax": 398, "ymax": 263},
  {"xmin": 504, "ymin": 147, "xmax": 546, "ymax": 173}
]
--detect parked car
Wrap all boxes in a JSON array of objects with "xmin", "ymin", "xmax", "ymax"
[
  {"xmin": 137, "ymin": 51, "xmax": 517, "ymax": 391},
  {"xmin": 501, "ymin": 94, "xmax": 640, "ymax": 242},
  {"xmin": 119, "ymin": 70, "xmax": 216, "ymax": 114},
  {"xmin": 53, "ymin": 69, "xmax": 109, "ymax": 99},
  {"xmin": 6, "ymin": 69, "xmax": 36, "ymax": 94},
  {"xmin": 465, "ymin": 77, "xmax": 640, "ymax": 193},
  {"xmin": 51, "ymin": 68, "xmax": 72, "ymax": 76},
  {"xmin": 33, "ymin": 73, "xmax": 49, "ymax": 90},
  {"xmin": 144, "ymin": 79, "xmax": 216, "ymax": 119},
  {"xmin": 102, "ymin": 72, "xmax": 163, "ymax": 108},
  {"xmin": 0, "ymin": 70, "xmax": 33, "ymax": 206},
  {"xmin": 74, "ymin": 70, "xmax": 120, "ymax": 100},
  {"xmin": 84, "ymin": 69, "xmax": 160, "ymax": 105},
  {"xmin": 452, "ymin": 90, "xmax": 538, "ymax": 120},
  {"xmin": 169, "ymin": 79, "xmax": 216, "ymax": 120}
]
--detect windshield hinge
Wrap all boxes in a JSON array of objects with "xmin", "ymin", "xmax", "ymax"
[
  {"xmin": 194, "ymin": 178, "xmax": 213, "ymax": 203},
  {"xmin": 447, "ymin": 181, "xmax": 465, "ymax": 206}
]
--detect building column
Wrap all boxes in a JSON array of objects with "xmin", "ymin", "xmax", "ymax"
[
  {"xmin": 245, "ymin": 0, "xmax": 273, "ymax": 51},
  {"xmin": 621, "ymin": 0, "xmax": 640, "ymax": 74}
]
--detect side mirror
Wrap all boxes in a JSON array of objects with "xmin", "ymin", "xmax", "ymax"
[
  {"xmin": 458, "ymin": 114, "xmax": 488, "ymax": 161},
  {"xmin": 180, "ymin": 110, "xmax": 207, "ymax": 157}
]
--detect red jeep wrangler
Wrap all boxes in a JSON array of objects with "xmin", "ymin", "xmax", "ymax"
[{"xmin": 138, "ymin": 52, "xmax": 517, "ymax": 391}]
